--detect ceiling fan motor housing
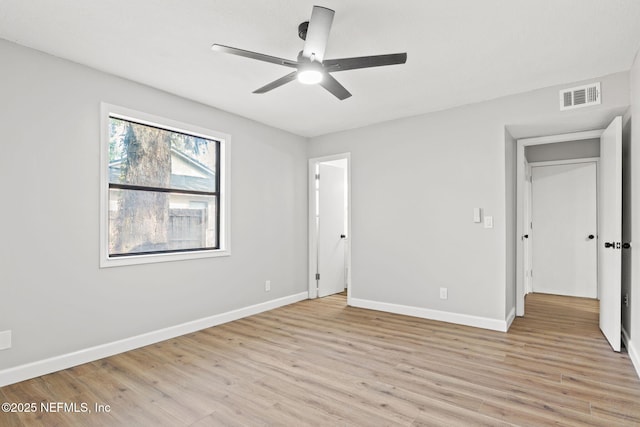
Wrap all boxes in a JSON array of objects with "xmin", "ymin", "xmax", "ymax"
[{"xmin": 298, "ymin": 21, "xmax": 309, "ymax": 40}]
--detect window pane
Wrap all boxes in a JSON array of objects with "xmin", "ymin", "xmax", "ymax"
[
  {"xmin": 109, "ymin": 117, "xmax": 217, "ymax": 192},
  {"xmin": 108, "ymin": 188, "xmax": 218, "ymax": 255}
]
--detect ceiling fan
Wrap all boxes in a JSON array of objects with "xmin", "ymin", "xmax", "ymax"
[{"xmin": 211, "ymin": 5, "xmax": 407, "ymax": 100}]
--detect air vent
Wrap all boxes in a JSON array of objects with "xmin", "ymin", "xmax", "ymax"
[{"xmin": 560, "ymin": 82, "xmax": 601, "ymax": 111}]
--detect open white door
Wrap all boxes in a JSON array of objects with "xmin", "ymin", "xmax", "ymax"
[
  {"xmin": 317, "ymin": 163, "xmax": 346, "ymax": 297},
  {"xmin": 598, "ymin": 116, "xmax": 622, "ymax": 352}
]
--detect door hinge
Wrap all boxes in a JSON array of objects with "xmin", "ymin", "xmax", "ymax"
[
  {"xmin": 315, "ymin": 273, "xmax": 320, "ymax": 280},
  {"xmin": 315, "ymin": 173, "xmax": 320, "ymax": 180}
]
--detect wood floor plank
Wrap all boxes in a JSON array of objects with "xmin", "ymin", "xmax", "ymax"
[
  {"xmin": 1, "ymin": 292, "xmax": 639, "ymax": 426},
  {"xmin": 0, "ymin": 389, "xmax": 25, "ymax": 427}
]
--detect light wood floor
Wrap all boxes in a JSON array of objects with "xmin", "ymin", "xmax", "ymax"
[{"xmin": 2, "ymin": 293, "xmax": 640, "ymax": 426}]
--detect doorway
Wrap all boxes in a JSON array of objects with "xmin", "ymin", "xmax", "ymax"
[
  {"xmin": 308, "ymin": 153, "xmax": 351, "ymax": 301},
  {"xmin": 529, "ymin": 160, "xmax": 598, "ymax": 298},
  {"xmin": 516, "ymin": 117, "xmax": 623, "ymax": 352}
]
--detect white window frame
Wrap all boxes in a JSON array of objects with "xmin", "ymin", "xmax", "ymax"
[{"xmin": 100, "ymin": 103, "xmax": 231, "ymax": 267}]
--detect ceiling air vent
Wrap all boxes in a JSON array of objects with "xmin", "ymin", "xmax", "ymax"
[{"xmin": 559, "ymin": 82, "xmax": 601, "ymax": 111}]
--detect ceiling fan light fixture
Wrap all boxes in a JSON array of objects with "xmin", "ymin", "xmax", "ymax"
[
  {"xmin": 298, "ymin": 69, "xmax": 323, "ymax": 85},
  {"xmin": 297, "ymin": 61, "xmax": 324, "ymax": 85}
]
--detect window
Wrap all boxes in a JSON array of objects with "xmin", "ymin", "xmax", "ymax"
[{"xmin": 100, "ymin": 104, "xmax": 230, "ymax": 267}]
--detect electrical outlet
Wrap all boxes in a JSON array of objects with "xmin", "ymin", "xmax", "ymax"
[
  {"xmin": 265, "ymin": 280, "xmax": 271, "ymax": 292},
  {"xmin": 0, "ymin": 330, "xmax": 11, "ymax": 350},
  {"xmin": 484, "ymin": 216, "xmax": 494, "ymax": 229},
  {"xmin": 439, "ymin": 287, "xmax": 448, "ymax": 300}
]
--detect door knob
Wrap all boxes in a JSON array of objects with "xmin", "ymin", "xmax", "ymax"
[
  {"xmin": 604, "ymin": 242, "xmax": 614, "ymax": 248},
  {"xmin": 340, "ymin": 234, "xmax": 346, "ymax": 239},
  {"xmin": 588, "ymin": 234, "xmax": 595, "ymax": 240},
  {"xmin": 523, "ymin": 234, "xmax": 529, "ymax": 239}
]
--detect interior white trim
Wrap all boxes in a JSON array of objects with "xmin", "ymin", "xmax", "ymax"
[
  {"xmin": 629, "ymin": 341, "xmax": 640, "ymax": 379},
  {"xmin": 529, "ymin": 157, "xmax": 600, "ymax": 167},
  {"xmin": 0, "ymin": 292, "xmax": 308, "ymax": 387},
  {"xmin": 622, "ymin": 325, "xmax": 630, "ymax": 347},
  {"xmin": 506, "ymin": 306, "xmax": 516, "ymax": 331},
  {"xmin": 518, "ymin": 129, "xmax": 604, "ymax": 146},
  {"xmin": 308, "ymin": 153, "xmax": 352, "ymax": 302},
  {"xmin": 350, "ymin": 298, "xmax": 510, "ymax": 332},
  {"xmin": 622, "ymin": 327, "xmax": 640, "ymax": 378}
]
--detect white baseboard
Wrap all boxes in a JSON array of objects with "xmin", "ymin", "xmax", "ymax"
[
  {"xmin": 0, "ymin": 292, "xmax": 308, "ymax": 387},
  {"xmin": 629, "ymin": 341, "xmax": 640, "ymax": 379},
  {"xmin": 349, "ymin": 298, "xmax": 509, "ymax": 332},
  {"xmin": 622, "ymin": 327, "xmax": 640, "ymax": 379},
  {"xmin": 506, "ymin": 306, "xmax": 516, "ymax": 331},
  {"xmin": 622, "ymin": 326, "xmax": 631, "ymax": 347}
]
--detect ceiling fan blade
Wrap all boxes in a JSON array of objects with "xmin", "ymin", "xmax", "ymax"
[
  {"xmin": 211, "ymin": 44, "xmax": 298, "ymax": 68},
  {"xmin": 319, "ymin": 73, "xmax": 351, "ymax": 100},
  {"xmin": 324, "ymin": 53, "xmax": 407, "ymax": 72},
  {"xmin": 302, "ymin": 6, "xmax": 334, "ymax": 62},
  {"xmin": 253, "ymin": 71, "xmax": 298, "ymax": 94}
]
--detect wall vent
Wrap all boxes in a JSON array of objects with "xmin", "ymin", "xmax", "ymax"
[{"xmin": 559, "ymin": 82, "xmax": 601, "ymax": 111}]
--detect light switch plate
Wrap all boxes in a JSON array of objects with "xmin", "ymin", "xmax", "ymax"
[
  {"xmin": 484, "ymin": 216, "xmax": 494, "ymax": 229},
  {"xmin": 473, "ymin": 208, "xmax": 481, "ymax": 223}
]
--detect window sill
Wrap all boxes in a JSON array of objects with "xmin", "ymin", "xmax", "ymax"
[{"xmin": 100, "ymin": 248, "xmax": 230, "ymax": 268}]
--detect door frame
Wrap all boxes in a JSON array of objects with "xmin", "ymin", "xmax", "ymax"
[
  {"xmin": 527, "ymin": 158, "xmax": 599, "ymax": 297},
  {"xmin": 516, "ymin": 129, "xmax": 603, "ymax": 316},
  {"xmin": 308, "ymin": 153, "xmax": 352, "ymax": 302}
]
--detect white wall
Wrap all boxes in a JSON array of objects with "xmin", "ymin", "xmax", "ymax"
[
  {"xmin": 308, "ymin": 71, "xmax": 630, "ymax": 330},
  {"xmin": 0, "ymin": 40, "xmax": 308, "ymax": 380},
  {"xmin": 629, "ymin": 47, "xmax": 640, "ymax": 374}
]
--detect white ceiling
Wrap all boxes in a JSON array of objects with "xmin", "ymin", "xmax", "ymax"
[{"xmin": 1, "ymin": 0, "xmax": 640, "ymax": 137}]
